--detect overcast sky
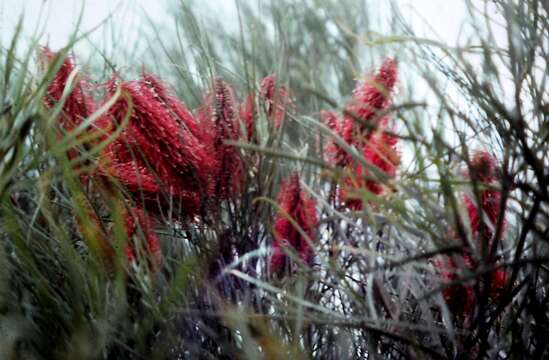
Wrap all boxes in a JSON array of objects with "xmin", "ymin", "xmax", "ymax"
[{"xmin": 2, "ymin": 0, "xmax": 480, "ymax": 49}]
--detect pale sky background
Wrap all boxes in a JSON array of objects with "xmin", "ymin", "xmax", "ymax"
[{"xmin": 1, "ymin": 0, "xmax": 484, "ymax": 49}]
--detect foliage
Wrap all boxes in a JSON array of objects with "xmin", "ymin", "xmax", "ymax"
[{"xmin": 0, "ymin": 1, "xmax": 547, "ymax": 359}]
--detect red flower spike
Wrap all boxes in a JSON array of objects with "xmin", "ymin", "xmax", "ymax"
[
  {"xmin": 468, "ymin": 150, "xmax": 498, "ymax": 183},
  {"xmin": 321, "ymin": 110, "xmax": 348, "ymax": 167},
  {"xmin": 259, "ymin": 74, "xmax": 293, "ymax": 129},
  {"xmin": 124, "ymin": 207, "xmax": 161, "ymax": 266},
  {"xmin": 197, "ymin": 78, "xmax": 244, "ymax": 199},
  {"xmin": 41, "ymin": 47, "xmax": 102, "ymax": 162},
  {"xmin": 437, "ymin": 151, "xmax": 508, "ymax": 322},
  {"xmin": 270, "ymin": 172, "xmax": 318, "ymax": 275},
  {"xmin": 102, "ymin": 75, "xmax": 218, "ymax": 216},
  {"xmin": 321, "ymin": 110, "xmax": 340, "ymax": 133},
  {"xmin": 240, "ymin": 95, "xmax": 256, "ymax": 142},
  {"xmin": 346, "ymin": 58, "xmax": 397, "ymax": 132},
  {"xmin": 327, "ymin": 59, "xmax": 398, "ymax": 169},
  {"xmin": 436, "ymin": 255, "xmax": 476, "ymax": 320},
  {"xmin": 238, "ymin": 74, "xmax": 294, "ymax": 141},
  {"xmin": 41, "ymin": 47, "xmax": 96, "ymax": 132},
  {"xmin": 141, "ymin": 73, "xmax": 206, "ymax": 142},
  {"xmin": 462, "ymin": 151, "xmax": 505, "ymax": 246},
  {"xmin": 340, "ymin": 128, "xmax": 400, "ymax": 209},
  {"xmin": 489, "ymin": 268, "xmax": 507, "ymax": 299}
]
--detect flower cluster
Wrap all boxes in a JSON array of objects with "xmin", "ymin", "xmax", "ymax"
[
  {"xmin": 270, "ymin": 172, "xmax": 318, "ymax": 275},
  {"xmin": 240, "ymin": 74, "xmax": 294, "ymax": 142},
  {"xmin": 323, "ymin": 59, "xmax": 400, "ymax": 209},
  {"xmin": 43, "ymin": 49, "xmax": 256, "ymax": 266},
  {"xmin": 102, "ymin": 74, "xmax": 216, "ymax": 217},
  {"xmin": 41, "ymin": 48, "xmax": 99, "ymax": 162},
  {"xmin": 196, "ymin": 78, "xmax": 244, "ymax": 198},
  {"xmin": 437, "ymin": 151, "xmax": 508, "ymax": 321}
]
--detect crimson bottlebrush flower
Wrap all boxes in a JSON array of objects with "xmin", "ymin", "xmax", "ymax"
[
  {"xmin": 346, "ymin": 58, "xmax": 397, "ymax": 129},
  {"xmin": 41, "ymin": 47, "xmax": 102, "ymax": 163},
  {"xmin": 340, "ymin": 127, "xmax": 400, "ymax": 209},
  {"xmin": 123, "ymin": 206, "xmax": 161, "ymax": 266},
  {"xmin": 140, "ymin": 73, "xmax": 206, "ymax": 142},
  {"xmin": 436, "ymin": 255, "xmax": 476, "ymax": 320},
  {"xmin": 101, "ymin": 140, "xmax": 161, "ymax": 198},
  {"xmin": 462, "ymin": 151, "xmax": 505, "ymax": 246},
  {"xmin": 240, "ymin": 95, "xmax": 256, "ymax": 142},
  {"xmin": 437, "ymin": 151, "xmax": 508, "ymax": 321},
  {"xmin": 321, "ymin": 110, "xmax": 340, "ymax": 133},
  {"xmin": 321, "ymin": 110, "xmax": 351, "ymax": 167},
  {"xmin": 103, "ymin": 75, "xmax": 216, "ymax": 216},
  {"xmin": 489, "ymin": 268, "xmax": 507, "ymax": 299},
  {"xmin": 329, "ymin": 59, "xmax": 398, "ymax": 168},
  {"xmin": 239, "ymin": 74, "xmax": 294, "ymax": 142},
  {"xmin": 270, "ymin": 172, "xmax": 318, "ymax": 275},
  {"xmin": 41, "ymin": 47, "xmax": 96, "ymax": 131},
  {"xmin": 467, "ymin": 150, "xmax": 498, "ymax": 183},
  {"xmin": 436, "ymin": 257, "xmax": 508, "ymax": 320},
  {"xmin": 259, "ymin": 74, "xmax": 293, "ymax": 128},
  {"xmin": 196, "ymin": 78, "xmax": 244, "ymax": 199}
]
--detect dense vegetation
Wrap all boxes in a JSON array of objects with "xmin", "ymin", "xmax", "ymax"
[{"xmin": 0, "ymin": 1, "xmax": 547, "ymax": 358}]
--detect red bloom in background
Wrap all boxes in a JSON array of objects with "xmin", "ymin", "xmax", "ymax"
[
  {"xmin": 437, "ymin": 151, "xmax": 508, "ymax": 321},
  {"xmin": 320, "ymin": 59, "xmax": 399, "ymax": 209},
  {"xmin": 436, "ymin": 255, "xmax": 476, "ymax": 321},
  {"xmin": 321, "ymin": 110, "xmax": 352, "ymax": 167},
  {"xmin": 462, "ymin": 151, "xmax": 505, "ymax": 245},
  {"xmin": 340, "ymin": 130, "xmax": 400, "ymax": 209},
  {"xmin": 467, "ymin": 150, "xmax": 498, "ymax": 183},
  {"xmin": 240, "ymin": 74, "xmax": 294, "ymax": 142},
  {"xmin": 321, "ymin": 110, "xmax": 340, "ymax": 133},
  {"xmin": 489, "ymin": 268, "xmax": 507, "ymax": 299},
  {"xmin": 259, "ymin": 74, "xmax": 293, "ymax": 128},
  {"xmin": 124, "ymin": 206, "xmax": 161, "ymax": 266},
  {"xmin": 240, "ymin": 96, "xmax": 256, "ymax": 143},
  {"xmin": 197, "ymin": 78, "xmax": 244, "ymax": 199},
  {"xmin": 346, "ymin": 58, "xmax": 397, "ymax": 130},
  {"xmin": 436, "ymin": 255, "xmax": 508, "ymax": 321},
  {"xmin": 270, "ymin": 172, "xmax": 318, "ymax": 275},
  {"xmin": 329, "ymin": 58, "xmax": 398, "ymax": 168},
  {"xmin": 102, "ymin": 75, "xmax": 216, "ymax": 216}
]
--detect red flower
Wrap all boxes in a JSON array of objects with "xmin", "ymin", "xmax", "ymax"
[
  {"xmin": 321, "ymin": 110, "xmax": 340, "ymax": 133},
  {"xmin": 197, "ymin": 78, "xmax": 244, "ymax": 199},
  {"xmin": 340, "ymin": 127, "xmax": 400, "ymax": 209},
  {"xmin": 141, "ymin": 73, "xmax": 206, "ymax": 142},
  {"xmin": 259, "ymin": 74, "xmax": 293, "ymax": 128},
  {"xmin": 346, "ymin": 58, "xmax": 397, "ymax": 130},
  {"xmin": 436, "ymin": 255, "xmax": 476, "ymax": 320},
  {"xmin": 489, "ymin": 268, "xmax": 507, "ymax": 299},
  {"xmin": 103, "ymin": 75, "xmax": 216, "ymax": 216},
  {"xmin": 41, "ymin": 47, "xmax": 102, "ymax": 163},
  {"xmin": 462, "ymin": 151, "xmax": 505, "ymax": 247},
  {"xmin": 331, "ymin": 58, "xmax": 398, "ymax": 168},
  {"xmin": 321, "ymin": 110, "xmax": 351, "ymax": 167},
  {"xmin": 240, "ymin": 95, "xmax": 256, "ymax": 142},
  {"xmin": 436, "ymin": 257, "xmax": 508, "ymax": 320},
  {"xmin": 239, "ymin": 74, "xmax": 294, "ymax": 142},
  {"xmin": 270, "ymin": 172, "xmax": 318, "ymax": 275},
  {"xmin": 437, "ymin": 151, "xmax": 508, "ymax": 321},
  {"xmin": 468, "ymin": 150, "xmax": 498, "ymax": 183},
  {"xmin": 124, "ymin": 206, "xmax": 161, "ymax": 266},
  {"xmin": 41, "ymin": 47, "xmax": 96, "ymax": 132}
]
